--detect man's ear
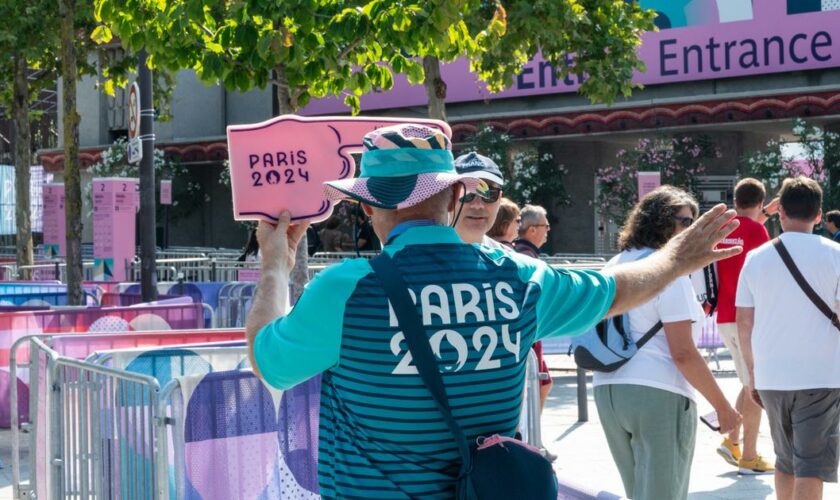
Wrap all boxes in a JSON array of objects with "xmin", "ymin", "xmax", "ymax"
[
  {"xmin": 815, "ymin": 209, "xmax": 823, "ymax": 225},
  {"xmin": 448, "ymin": 185, "xmax": 463, "ymax": 212},
  {"xmin": 361, "ymin": 203, "xmax": 373, "ymax": 216}
]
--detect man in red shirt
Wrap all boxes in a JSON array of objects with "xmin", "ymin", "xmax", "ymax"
[{"xmin": 716, "ymin": 178, "xmax": 778, "ymax": 474}]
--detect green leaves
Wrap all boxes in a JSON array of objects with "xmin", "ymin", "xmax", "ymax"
[{"xmin": 91, "ymin": 25, "xmax": 113, "ymax": 44}]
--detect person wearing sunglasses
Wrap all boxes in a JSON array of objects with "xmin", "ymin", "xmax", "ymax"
[
  {"xmin": 453, "ymin": 152, "xmax": 509, "ymax": 250},
  {"xmin": 593, "ymin": 185, "xmax": 740, "ymax": 500},
  {"xmin": 513, "ymin": 204, "xmax": 551, "ymax": 258}
]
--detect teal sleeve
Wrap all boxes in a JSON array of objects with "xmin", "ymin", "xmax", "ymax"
[
  {"xmin": 522, "ymin": 261, "xmax": 616, "ymax": 341},
  {"xmin": 254, "ymin": 258, "xmax": 371, "ymax": 390}
]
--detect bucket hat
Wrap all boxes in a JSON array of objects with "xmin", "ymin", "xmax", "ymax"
[{"xmin": 324, "ymin": 124, "xmax": 479, "ymax": 209}]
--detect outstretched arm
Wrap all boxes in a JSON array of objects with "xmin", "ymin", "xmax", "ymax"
[{"xmin": 604, "ymin": 204, "xmax": 742, "ymax": 317}]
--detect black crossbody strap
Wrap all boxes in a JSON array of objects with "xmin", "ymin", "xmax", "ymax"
[
  {"xmin": 773, "ymin": 238, "xmax": 840, "ymax": 332},
  {"xmin": 369, "ymin": 253, "xmax": 473, "ymax": 471},
  {"xmin": 635, "ymin": 321, "xmax": 664, "ymax": 349}
]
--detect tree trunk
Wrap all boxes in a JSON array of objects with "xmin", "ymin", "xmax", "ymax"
[
  {"xmin": 423, "ymin": 55, "xmax": 447, "ymax": 121},
  {"xmin": 59, "ymin": 0, "xmax": 84, "ymax": 304},
  {"xmin": 12, "ymin": 56, "xmax": 33, "ymax": 280},
  {"xmin": 274, "ymin": 65, "xmax": 309, "ymax": 304}
]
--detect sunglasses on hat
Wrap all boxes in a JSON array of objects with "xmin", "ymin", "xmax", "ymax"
[{"xmin": 459, "ymin": 188, "xmax": 502, "ymax": 204}]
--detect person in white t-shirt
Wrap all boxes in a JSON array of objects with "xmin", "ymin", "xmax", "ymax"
[
  {"xmin": 594, "ymin": 186, "xmax": 741, "ymax": 500},
  {"xmin": 737, "ymin": 177, "xmax": 840, "ymax": 500}
]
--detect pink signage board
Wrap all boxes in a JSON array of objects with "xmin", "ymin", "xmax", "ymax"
[
  {"xmin": 42, "ymin": 184, "xmax": 66, "ymax": 258},
  {"xmin": 160, "ymin": 179, "xmax": 173, "ymax": 205},
  {"xmin": 92, "ymin": 178, "xmax": 138, "ymax": 281},
  {"xmin": 637, "ymin": 171, "xmax": 662, "ymax": 200},
  {"xmin": 226, "ymin": 115, "xmax": 451, "ymax": 223},
  {"xmin": 237, "ymin": 269, "xmax": 260, "ymax": 282},
  {"xmin": 301, "ymin": 0, "xmax": 840, "ymax": 115}
]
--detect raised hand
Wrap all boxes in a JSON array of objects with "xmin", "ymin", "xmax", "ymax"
[
  {"xmin": 665, "ymin": 204, "xmax": 742, "ymax": 277},
  {"xmin": 256, "ymin": 212, "xmax": 310, "ymax": 273}
]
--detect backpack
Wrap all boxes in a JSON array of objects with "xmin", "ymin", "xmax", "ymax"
[{"xmin": 569, "ymin": 248, "xmax": 662, "ymax": 372}]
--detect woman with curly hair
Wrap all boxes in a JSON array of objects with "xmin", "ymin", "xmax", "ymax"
[{"xmin": 593, "ymin": 186, "xmax": 740, "ymax": 500}]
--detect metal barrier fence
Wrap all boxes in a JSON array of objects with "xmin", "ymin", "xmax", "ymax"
[
  {"xmin": 11, "ymin": 333, "xmax": 248, "ymax": 500},
  {"xmin": 216, "ymin": 282, "xmax": 257, "ymax": 328},
  {"xmin": 12, "ymin": 340, "xmax": 549, "ymax": 500},
  {"xmin": 14, "ymin": 337, "xmax": 163, "ymax": 500}
]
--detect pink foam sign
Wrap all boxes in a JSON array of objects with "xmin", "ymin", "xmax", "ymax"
[{"xmin": 226, "ymin": 115, "xmax": 452, "ymax": 223}]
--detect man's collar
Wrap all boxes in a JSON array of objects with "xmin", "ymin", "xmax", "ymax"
[
  {"xmin": 384, "ymin": 224, "xmax": 463, "ymax": 253},
  {"xmin": 513, "ymin": 238, "xmax": 540, "ymax": 252}
]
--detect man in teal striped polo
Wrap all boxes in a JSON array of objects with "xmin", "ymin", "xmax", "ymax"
[{"xmin": 246, "ymin": 124, "xmax": 742, "ymax": 499}]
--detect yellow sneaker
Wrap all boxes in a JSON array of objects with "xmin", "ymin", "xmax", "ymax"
[
  {"xmin": 738, "ymin": 455, "xmax": 774, "ymax": 475},
  {"xmin": 716, "ymin": 438, "xmax": 742, "ymax": 467}
]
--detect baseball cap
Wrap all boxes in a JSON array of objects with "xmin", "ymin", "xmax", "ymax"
[{"xmin": 454, "ymin": 152, "xmax": 505, "ymax": 186}]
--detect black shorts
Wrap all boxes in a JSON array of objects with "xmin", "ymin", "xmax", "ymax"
[{"xmin": 760, "ymin": 389, "xmax": 840, "ymax": 482}]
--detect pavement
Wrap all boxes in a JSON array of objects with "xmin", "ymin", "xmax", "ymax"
[
  {"xmin": 1, "ymin": 352, "xmax": 838, "ymax": 499},
  {"xmin": 542, "ymin": 353, "xmax": 840, "ymax": 499}
]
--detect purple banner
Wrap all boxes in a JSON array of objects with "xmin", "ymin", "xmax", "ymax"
[{"xmin": 302, "ymin": 0, "xmax": 840, "ymax": 115}]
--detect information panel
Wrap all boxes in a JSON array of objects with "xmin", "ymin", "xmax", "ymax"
[
  {"xmin": 42, "ymin": 183, "xmax": 66, "ymax": 258},
  {"xmin": 92, "ymin": 178, "xmax": 138, "ymax": 281}
]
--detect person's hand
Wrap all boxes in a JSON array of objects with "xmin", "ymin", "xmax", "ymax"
[
  {"xmin": 256, "ymin": 212, "xmax": 310, "ymax": 273},
  {"xmin": 665, "ymin": 204, "xmax": 742, "ymax": 276},
  {"xmin": 715, "ymin": 404, "xmax": 742, "ymax": 436}
]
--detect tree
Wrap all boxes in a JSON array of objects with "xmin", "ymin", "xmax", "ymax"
[
  {"xmin": 0, "ymin": 0, "xmax": 60, "ymax": 279},
  {"xmin": 596, "ymin": 135, "xmax": 719, "ymax": 226},
  {"xmin": 419, "ymin": 0, "xmax": 656, "ymax": 119},
  {"xmin": 94, "ymin": 0, "xmax": 497, "ymax": 300},
  {"xmin": 741, "ymin": 118, "xmax": 840, "ymax": 211}
]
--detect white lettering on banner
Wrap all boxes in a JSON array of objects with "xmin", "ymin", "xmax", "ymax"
[{"xmin": 721, "ymin": 237, "xmax": 744, "ymax": 245}]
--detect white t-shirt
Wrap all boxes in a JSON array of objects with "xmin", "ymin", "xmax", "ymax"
[
  {"xmin": 481, "ymin": 235, "xmax": 509, "ymax": 251},
  {"xmin": 736, "ymin": 232, "xmax": 840, "ymax": 390},
  {"xmin": 593, "ymin": 248, "xmax": 704, "ymax": 402}
]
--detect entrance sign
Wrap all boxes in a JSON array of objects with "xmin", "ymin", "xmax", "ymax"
[
  {"xmin": 302, "ymin": 0, "xmax": 840, "ymax": 115},
  {"xmin": 637, "ymin": 171, "xmax": 662, "ymax": 200},
  {"xmin": 127, "ymin": 82, "xmax": 142, "ymax": 164},
  {"xmin": 93, "ymin": 178, "xmax": 138, "ymax": 281},
  {"xmin": 42, "ymin": 183, "xmax": 66, "ymax": 258},
  {"xmin": 226, "ymin": 115, "xmax": 451, "ymax": 223}
]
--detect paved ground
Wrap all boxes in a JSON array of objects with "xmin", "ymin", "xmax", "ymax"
[
  {"xmin": 543, "ymin": 354, "xmax": 840, "ymax": 499},
  {"xmin": 1, "ymin": 353, "xmax": 838, "ymax": 499}
]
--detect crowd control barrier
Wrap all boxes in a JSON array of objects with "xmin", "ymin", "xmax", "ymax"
[
  {"xmin": 11, "ymin": 331, "xmax": 246, "ymax": 500},
  {"xmin": 0, "ymin": 303, "xmax": 205, "ymax": 427},
  {"xmin": 10, "ymin": 331, "xmax": 588, "ymax": 499}
]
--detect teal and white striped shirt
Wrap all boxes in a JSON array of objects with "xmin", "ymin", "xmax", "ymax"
[{"xmin": 255, "ymin": 225, "xmax": 614, "ymax": 499}]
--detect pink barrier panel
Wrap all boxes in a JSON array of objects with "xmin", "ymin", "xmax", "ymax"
[
  {"xmin": 0, "ymin": 303, "xmax": 204, "ymax": 428},
  {"xmin": 6, "ymin": 330, "xmax": 244, "ymax": 431},
  {"xmin": 51, "ymin": 329, "xmax": 245, "ymax": 360},
  {"xmin": 697, "ymin": 314, "xmax": 724, "ymax": 350},
  {"xmin": 100, "ymin": 292, "xmax": 190, "ymax": 307},
  {"xmin": 0, "ymin": 303, "xmax": 204, "ymax": 365}
]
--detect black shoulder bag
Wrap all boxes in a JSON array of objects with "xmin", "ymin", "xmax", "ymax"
[
  {"xmin": 773, "ymin": 238, "xmax": 840, "ymax": 332},
  {"xmin": 370, "ymin": 252, "xmax": 558, "ymax": 500}
]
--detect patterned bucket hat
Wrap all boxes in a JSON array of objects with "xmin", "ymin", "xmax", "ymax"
[{"xmin": 323, "ymin": 124, "xmax": 480, "ymax": 209}]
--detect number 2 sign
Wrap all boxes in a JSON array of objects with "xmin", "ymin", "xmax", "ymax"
[{"xmin": 226, "ymin": 115, "xmax": 452, "ymax": 223}]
